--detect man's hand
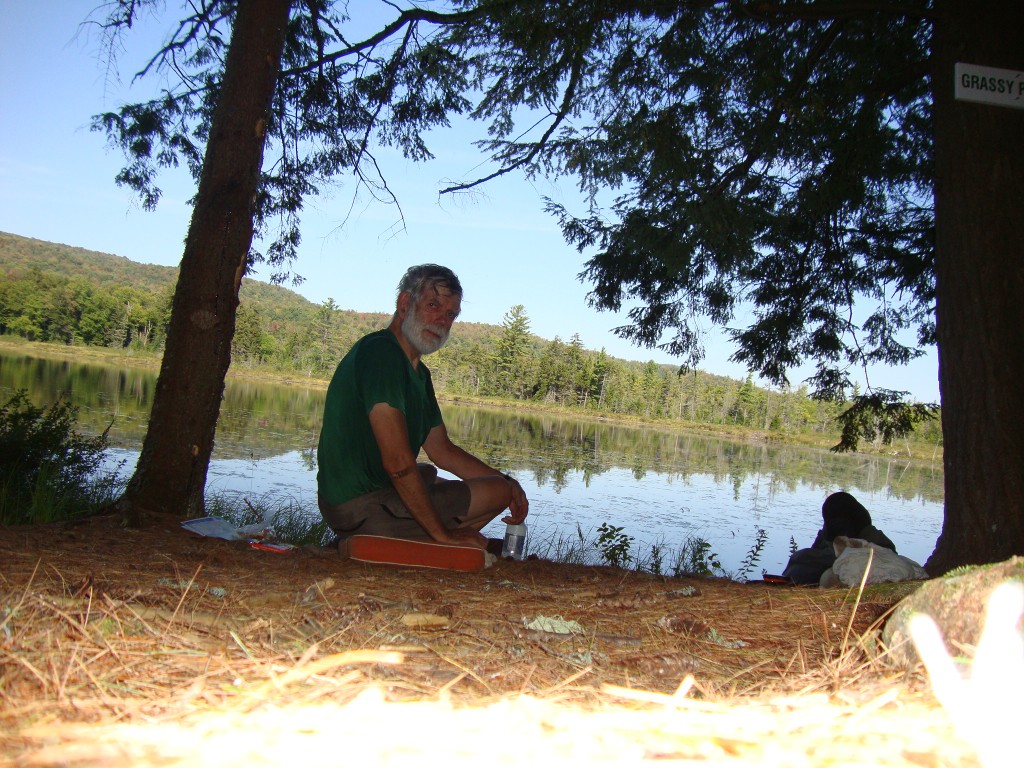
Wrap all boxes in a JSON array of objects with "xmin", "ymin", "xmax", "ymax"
[{"xmin": 501, "ymin": 476, "xmax": 529, "ymax": 525}]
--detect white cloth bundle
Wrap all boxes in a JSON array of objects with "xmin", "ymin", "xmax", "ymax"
[{"xmin": 821, "ymin": 535, "xmax": 928, "ymax": 587}]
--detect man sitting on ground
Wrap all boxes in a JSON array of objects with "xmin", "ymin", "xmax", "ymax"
[
  {"xmin": 316, "ymin": 264, "xmax": 528, "ymax": 555},
  {"xmin": 782, "ymin": 491, "xmax": 897, "ymax": 584}
]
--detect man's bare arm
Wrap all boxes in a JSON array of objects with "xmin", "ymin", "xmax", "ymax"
[
  {"xmin": 422, "ymin": 423, "xmax": 499, "ymax": 479},
  {"xmin": 423, "ymin": 424, "xmax": 529, "ymax": 524},
  {"xmin": 368, "ymin": 403, "xmax": 484, "ymax": 546}
]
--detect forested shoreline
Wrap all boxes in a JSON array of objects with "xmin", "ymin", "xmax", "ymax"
[{"xmin": 0, "ymin": 232, "xmax": 942, "ymax": 455}]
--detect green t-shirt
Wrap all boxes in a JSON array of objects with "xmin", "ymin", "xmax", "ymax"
[{"xmin": 316, "ymin": 329, "xmax": 443, "ymax": 505}]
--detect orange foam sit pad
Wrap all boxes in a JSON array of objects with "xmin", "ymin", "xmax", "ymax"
[{"xmin": 347, "ymin": 535, "xmax": 485, "ymax": 572}]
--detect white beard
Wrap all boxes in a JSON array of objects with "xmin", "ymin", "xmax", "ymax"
[{"xmin": 401, "ymin": 308, "xmax": 449, "ymax": 355}]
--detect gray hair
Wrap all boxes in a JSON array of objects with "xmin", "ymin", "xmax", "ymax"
[{"xmin": 397, "ymin": 264, "xmax": 463, "ymax": 302}]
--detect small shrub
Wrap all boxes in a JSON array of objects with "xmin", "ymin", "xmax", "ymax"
[
  {"xmin": 0, "ymin": 390, "xmax": 114, "ymax": 524},
  {"xmin": 645, "ymin": 542, "xmax": 665, "ymax": 576},
  {"xmin": 671, "ymin": 535, "xmax": 724, "ymax": 577},
  {"xmin": 595, "ymin": 522, "xmax": 634, "ymax": 568},
  {"xmin": 736, "ymin": 526, "xmax": 769, "ymax": 580}
]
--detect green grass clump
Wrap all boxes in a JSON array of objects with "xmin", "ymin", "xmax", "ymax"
[
  {"xmin": 524, "ymin": 521, "xmax": 732, "ymax": 578},
  {"xmin": 205, "ymin": 491, "xmax": 332, "ymax": 547}
]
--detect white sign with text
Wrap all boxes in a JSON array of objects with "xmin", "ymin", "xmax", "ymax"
[{"xmin": 955, "ymin": 62, "xmax": 1024, "ymax": 110}]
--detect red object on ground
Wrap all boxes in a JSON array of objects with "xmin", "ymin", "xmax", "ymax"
[
  {"xmin": 248, "ymin": 541, "xmax": 296, "ymax": 553},
  {"xmin": 347, "ymin": 535, "xmax": 485, "ymax": 571}
]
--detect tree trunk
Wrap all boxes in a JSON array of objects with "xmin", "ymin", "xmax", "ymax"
[
  {"xmin": 114, "ymin": 0, "xmax": 292, "ymax": 524},
  {"xmin": 926, "ymin": 0, "xmax": 1024, "ymax": 574}
]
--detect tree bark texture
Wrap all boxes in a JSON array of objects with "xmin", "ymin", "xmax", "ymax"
[
  {"xmin": 117, "ymin": 0, "xmax": 293, "ymax": 523},
  {"xmin": 927, "ymin": 0, "xmax": 1024, "ymax": 573}
]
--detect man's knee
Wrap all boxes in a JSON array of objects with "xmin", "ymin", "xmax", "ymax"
[{"xmin": 462, "ymin": 475, "xmax": 512, "ymax": 523}]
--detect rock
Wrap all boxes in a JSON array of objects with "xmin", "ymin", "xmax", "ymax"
[{"xmin": 883, "ymin": 556, "xmax": 1024, "ymax": 668}]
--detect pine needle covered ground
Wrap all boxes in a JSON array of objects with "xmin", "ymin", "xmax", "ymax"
[{"xmin": 0, "ymin": 512, "xmax": 979, "ymax": 766}]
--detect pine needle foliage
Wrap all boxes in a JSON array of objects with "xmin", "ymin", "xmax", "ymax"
[{"xmin": 0, "ymin": 391, "xmax": 115, "ymax": 524}]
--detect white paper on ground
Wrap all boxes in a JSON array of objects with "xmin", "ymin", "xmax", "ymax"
[{"xmin": 180, "ymin": 516, "xmax": 243, "ymax": 541}]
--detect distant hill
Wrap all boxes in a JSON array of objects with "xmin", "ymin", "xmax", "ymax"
[
  {"xmin": 0, "ymin": 231, "xmax": 355, "ymax": 330},
  {"xmin": 0, "ymin": 231, "xmax": 177, "ymax": 295},
  {"xmin": 0, "ymin": 231, "xmax": 531, "ymax": 346}
]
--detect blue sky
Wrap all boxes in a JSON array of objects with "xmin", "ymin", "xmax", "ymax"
[{"xmin": 0, "ymin": 1, "xmax": 940, "ymax": 401}]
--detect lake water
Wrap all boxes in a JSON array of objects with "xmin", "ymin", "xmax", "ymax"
[{"xmin": 0, "ymin": 348, "xmax": 945, "ymax": 575}]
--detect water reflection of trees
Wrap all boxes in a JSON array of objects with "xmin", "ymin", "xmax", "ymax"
[
  {"xmin": 443, "ymin": 406, "xmax": 944, "ymax": 505},
  {"xmin": 0, "ymin": 353, "xmax": 324, "ymax": 457},
  {"xmin": 1, "ymin": 352, "xmax": 943, "ymax": 505}
]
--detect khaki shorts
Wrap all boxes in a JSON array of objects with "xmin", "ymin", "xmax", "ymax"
[{"xmin": 318, "ymin": 465, "xmax": 471, "ymax": 540}]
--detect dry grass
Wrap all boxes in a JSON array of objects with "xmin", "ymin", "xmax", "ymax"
[{"xmin": 0, "ymin": 512, "xmax": 979, "ymax": 766}]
